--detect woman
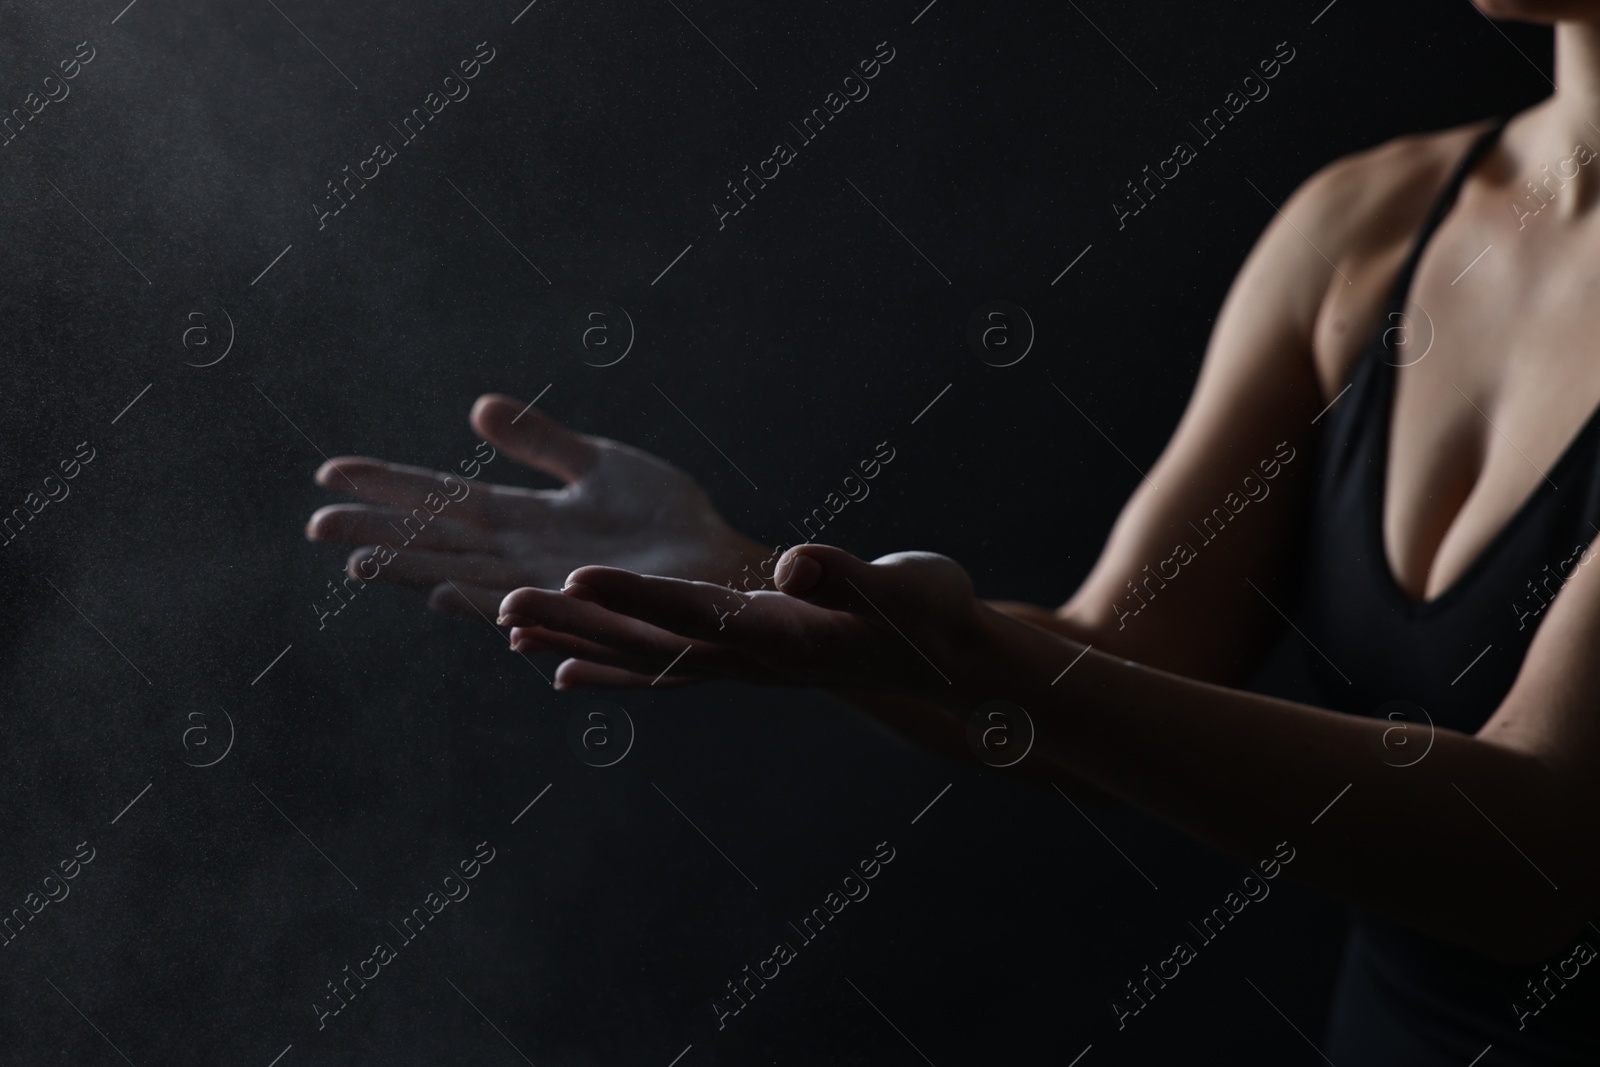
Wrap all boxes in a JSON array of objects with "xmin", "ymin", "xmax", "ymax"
[{"xmin": 305, "ymin": 3, "xmax": 1600, "ymax": 1060}]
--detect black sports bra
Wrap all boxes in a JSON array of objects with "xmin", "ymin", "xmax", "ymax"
[{"xmin": 1296, "ymin": 116, "xmax": 1600, "ymax": 1064}]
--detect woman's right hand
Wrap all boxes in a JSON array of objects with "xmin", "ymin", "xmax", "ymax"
[{"xmin": 305, "ymin": 393, "xmax": 772, "ymax": 620}]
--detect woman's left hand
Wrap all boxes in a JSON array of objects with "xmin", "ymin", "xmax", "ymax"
[{"xmin": 497, "ymin": 544, "xmax": 1039, "ymax": 703}]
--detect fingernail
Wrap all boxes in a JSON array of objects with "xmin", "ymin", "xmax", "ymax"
[
  {"xmin": 776, "ymin": 553, "xmax": 822, "ymax": 594},
  {"xmin": 563, "ymin": 582, "xmax": 600, "ymax": 603}
]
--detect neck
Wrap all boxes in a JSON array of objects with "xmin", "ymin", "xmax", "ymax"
[
  {"xmin": 1507, "ymin": 23, "xmax": 1600, "ymax": 215},
  {"xmin": 1556, "ymin": 21, "xmax": 1600, "ymax": 114}
]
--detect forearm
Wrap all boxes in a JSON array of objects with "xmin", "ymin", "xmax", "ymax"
[
  {"xmin": 825, "ymin": 687, "xmax": 1110, "ymax": 799},
  {"xmin": 826, "ymin": 601, "xmax": 1110, "ymax": 798},
  {"xmin": 538, "ymin": 533, "xmax": 1586, "ymax": 958},
  {"xmin": 976, "ymin": 609, "xmax": 1592, "ymax": 962}
]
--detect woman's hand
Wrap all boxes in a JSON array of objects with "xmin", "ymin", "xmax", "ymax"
[
  {"xmin": 497, "ymin": 544, "xmax": 1054, "ymax": 702},
  {"xmin": 305, "ymin": 394, "xmax": 770, "ymax": 618}
]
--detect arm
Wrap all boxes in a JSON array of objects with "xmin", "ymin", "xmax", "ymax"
[
  {"xmin": 304, "ymin": 134, "xmax": 1337, "ymax": 775},
  {"xmin": 813, "ymin": 141, "xmax": 1360, "ymax": 771},
  {"xmin": 494, "ymin": 129, "xmax": 1598, "ymax": 962},
  {"xmin": 507, "ymin": 539, "xmax": 1600, "ymax": 965},
  {"xmin": 979, "ymin": 591, "xmax": 1600, "ymax": 967}
]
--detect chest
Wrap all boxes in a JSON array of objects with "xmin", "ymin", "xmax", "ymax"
[{"xmin": 1309, "ymin": 184, "xmax": 1600, "ymax": 604}]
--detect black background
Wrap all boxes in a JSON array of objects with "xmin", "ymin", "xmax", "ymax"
[{"xmin": 0, "ymin": 1, "xmax": 1553, "ymax": 1064}]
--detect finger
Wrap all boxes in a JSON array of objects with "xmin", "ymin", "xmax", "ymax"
[
  {"xmin": 505, "ymin": 624, "xmax": 573, "ymax": 656},
  {"xmin": 427, "ymin": 581, "xmax": 511, "ymax": 620},
  {"xmin": 557, "ymin": 566, "xmax": 758, "ymax": 643},
  {"xmin": 554, "ymin": 658, "xmax": 707, "ymax": 690},
  {"xmin": 316, "ymin": 457, "xmax": 498, "ymax": 523},
  {"xmin": 498, "ymin": 586, "xmax": 730, "ymax": 666},
  {"xmin": 308, "ymin": 505, "xmax": 501, "ymax": 553},
  {"xmin": 346, "ymin": 547, "xmax": 537, "ymax": 590},
  {"xmin": 773, "ymin": 544, "xmax": 965, "ymax": 618},
  {"xmin": 471, "ymin": 394, "xmax": 601, "ymax": 484},
  {"xmin": 510, "ymin": 624, "xmax": 706, "ymax": 676}
]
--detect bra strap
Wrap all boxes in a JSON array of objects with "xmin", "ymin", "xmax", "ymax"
[{"xmin": 1381, "ymin": 115, "xmax": 1509, "ymax": 316}]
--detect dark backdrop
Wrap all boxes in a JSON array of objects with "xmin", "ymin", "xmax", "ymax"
[{"xmin": 0, "ymin": 1, "xmax": 1551, "ymax": 1064}]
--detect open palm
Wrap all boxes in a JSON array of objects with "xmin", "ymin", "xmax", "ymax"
[
  {"xmin": 306, "ymin": 394, "xmax": 769, "ymax": 619},
  {"xmin": 496, "ymin": 545, "xmax": 1038, "ymax": 701}
]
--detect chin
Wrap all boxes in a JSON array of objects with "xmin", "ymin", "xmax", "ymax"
[{"xmin": 1472, "ymin": 0, "xmax": 1600, "ymax": 23}]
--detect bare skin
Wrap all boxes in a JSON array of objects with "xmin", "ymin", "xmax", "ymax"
[
  {"xmin": 308, "ymin": 4, "xmax": 1600, "ymax": 967},
  {"xmin": 307, "ymin": 395, "xmax": 772, "ymax": 627}
]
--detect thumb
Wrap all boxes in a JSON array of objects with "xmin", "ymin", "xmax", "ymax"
[
  {"xmin": 470, "ymin": 393, "xmax": 600, "ymax": 484},
  {"xmin": 774, "ymin": 545, "xmax": 971, "ymax": 617}
]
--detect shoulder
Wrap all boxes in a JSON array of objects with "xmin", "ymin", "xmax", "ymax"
[
  {"xmin": 1282, "ymin": 119, "xmax": 1500, "ymax": 262},
  {"xmin": 1243, "ymin": 120, "xmax": 1503, "ymax": 386}
]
